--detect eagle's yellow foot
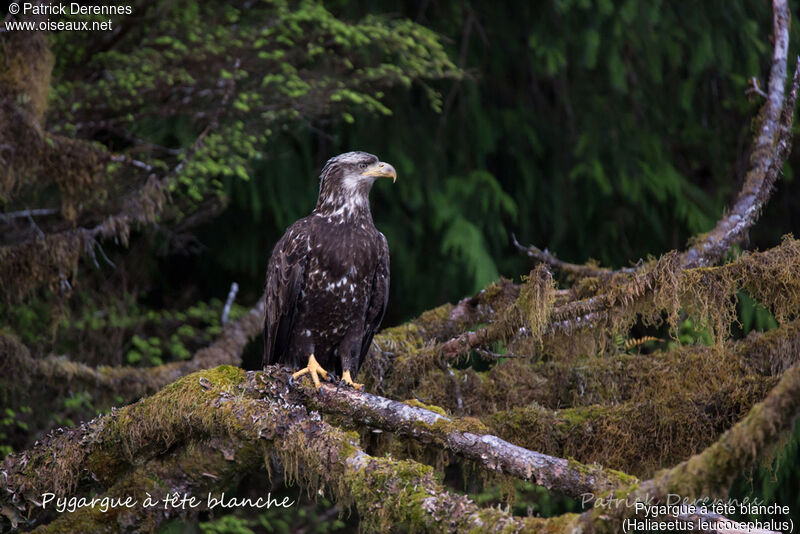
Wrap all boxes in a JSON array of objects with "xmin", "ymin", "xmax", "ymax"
[
  {"xmin": 339, "ymin": 370, "xmax": 364, "ymax": 391},
  {"xmin": 291, "ymin": 354, "xmax": 330, "ymax": 391}
]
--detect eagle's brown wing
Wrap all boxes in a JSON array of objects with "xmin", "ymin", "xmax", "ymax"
[
  {"xmin": 356, "ymin": 233, "xmax": 390, "ymax": 374},
  {"xmin": 263, "ymin": 221, "xmax": 309, "ymax": 368}
]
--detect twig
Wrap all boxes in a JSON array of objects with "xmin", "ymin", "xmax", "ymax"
[
  {"xmin": 443, "ymin": 362, "xmax": 463, "ymax": 414},
  {"xmin": 109, "ymin": 153, "xmax": 154, "ymax": 172},
  {"xmin": 25, "ymin": 210, "xmax": 45, "ymax": 240},
  {"xmin": 221, "ymin": 282, "xmax": 239, "ymax": 325},
  {"xmin": 0, "ymin": 208, "xmax": 58, "ymax": 223},
  {"xmin": 746, "ymin": 76, "xmax": 768, "ymax": 99},
  {"xmin": 512, "ymin": 233, "xmax": 641, "ymax": 278}
]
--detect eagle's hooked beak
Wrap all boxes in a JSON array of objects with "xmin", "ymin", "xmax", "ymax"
[{"xmin": 361, "ymin": 161, "xmax": 397, "ymax": 183}]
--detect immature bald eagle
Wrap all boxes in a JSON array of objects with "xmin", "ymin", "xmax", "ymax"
[{"xmin": 262, "ymin": 151, "xmax": 396, "ymax": 390}]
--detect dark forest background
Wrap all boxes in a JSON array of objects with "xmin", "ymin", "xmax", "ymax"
[{"xmin": 3, "ymin": 0, "xmax": 800, "ymax": 531}]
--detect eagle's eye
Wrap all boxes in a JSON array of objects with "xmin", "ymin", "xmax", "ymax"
[{"xmin": 359, "ymin": 163, "xmax": 367, "ymax": 169}]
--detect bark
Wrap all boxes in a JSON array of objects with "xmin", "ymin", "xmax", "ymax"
[{"xmin": 301, "ymin": 381, "xmax": 634, "ymax": 499}]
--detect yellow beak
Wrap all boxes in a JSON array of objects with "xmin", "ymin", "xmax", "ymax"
[{"xmin": 361, "ymin": 161, "xmax": 397, "ymax": 183}]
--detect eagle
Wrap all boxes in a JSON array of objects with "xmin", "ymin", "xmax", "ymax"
[{"xmin": 262, "ymin": 151, "xmax": 396, "ymax": 391}]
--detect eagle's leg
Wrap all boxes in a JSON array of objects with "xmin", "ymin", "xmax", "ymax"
[
  {"xmin": 340, "ymin": 370, "xmax": 363, "ymax": 391},
  {"xmin": 291, "ymin": 354, "xmax": 330, "ymax": 391}
]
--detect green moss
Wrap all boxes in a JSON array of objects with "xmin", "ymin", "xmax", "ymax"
[
  {"xmin": 86, "ymin": 366, "xmax": 247, "ymax": 483},
  {"xmin": 403, "ymin": 398, "xmax": 448, "ymax": 416},
  {"xmin": 430, "ymin": 415, "xmax": 490, "ymax": 436},
  {"xmin": 344, "ymin": 456, "xmax": 438, "ymax": 532}
]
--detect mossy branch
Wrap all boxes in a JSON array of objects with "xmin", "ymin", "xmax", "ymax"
[
  {"xmin": 0, "ymin": 367, "xmax": 557, "ymax": 532},
  {"xmin": 299, "ymin": 379, "xmax": 634, "ymax": 499},
  {"xmin": 5, "ymin": 357, "xmax": 794, "ymax": 533},
  {"xmin": 512, "ymin": 232, "xmax": 641, "ymax": 280},
  {"xmin": 438, "ymin": 236, "xmax": 800, "ymax": 361},
  {"xmin": 574, "ymin": 362, "xmax": 800, "ymax": 534}
]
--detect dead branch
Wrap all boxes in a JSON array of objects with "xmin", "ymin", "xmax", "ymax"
[
  {"xmin": 0, "ymin": 209, "xmax": 59, "ymax": 223},
  {"xmin": 300, "ymin": 381, "xmax": 634, "ymax": 499},
  {"xmin": 512, "ymin": 233, "xmax": 640, "ymax": 278}
]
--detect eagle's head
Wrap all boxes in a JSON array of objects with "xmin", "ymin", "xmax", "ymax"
[{"xmin": 315, "ymin": 151, "xmax": 397, "ymax": 220}]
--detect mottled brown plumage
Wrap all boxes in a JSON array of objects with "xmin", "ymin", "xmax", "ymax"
[{"xmin": 263, "ymin": 152, "xmax": 395, "ymax": 388}]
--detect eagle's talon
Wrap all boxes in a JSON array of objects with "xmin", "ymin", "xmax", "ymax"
[
  {"xmin": 341, "ymin": 370, "xmax": 364, "ymax": 391},
  {"xmin": 291, "ymin": 354, "xmax": 331, "ymax": 392}
]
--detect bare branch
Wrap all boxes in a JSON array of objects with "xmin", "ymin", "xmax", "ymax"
[
  {"xmin": 221, "ymin": 282, "xmax": 239, "ymax": 325},
  {"xmin": 0, "ymin": 208, "xmax": 58, "ymax": 223},
  {"xmin": 302, "ymin": 381, "xmax": 635, "ymax": 499},
  {"xmin": 681, "ymin": 0, "xmax": 793, "ymax": 268},
  {"xmin": 512, "ymin": 233, "xmax": 640, "ymax": 278}
]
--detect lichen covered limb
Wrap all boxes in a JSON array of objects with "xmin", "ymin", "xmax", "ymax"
[
  {"xmin": 298, "ymin": 380, "xmax": 634, "ymax": 499},
  {"xmin": 680, "ymin": 0, "xmax": 793, "ymax": 270},
  {"xmin": 345, "ymin": 453, "xmax": 569, "ymax": 533},
  {"xmin": 3, "ymin": 367, "xmax": 574, "ymax": 533}
]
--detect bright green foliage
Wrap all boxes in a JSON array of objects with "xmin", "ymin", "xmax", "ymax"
[{"xmin": 45, "ymin": 0, "xmax": 458, "ymax": 222}]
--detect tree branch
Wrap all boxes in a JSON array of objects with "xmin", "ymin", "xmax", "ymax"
[
  {"xmin": 512, "ymin": 233, "xmax": 641, "ymax": 278},
  {"xmin": 301, "ymin": 381, "xmax": 634, "ymax": 499},
  {"xmin": 682, "ymin": 1, "xmax": 793, "ymax": 268},
  {"xmin": 0, "ymin": 368, "xmax": 556, "ymax": 532},
  {"xmin": 575, "ymin": 362, "xmax": 800, "ymax": 534},
  {"xmin": 513, "ymin": 0, "xmax": 796, "ymax": 288}
]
